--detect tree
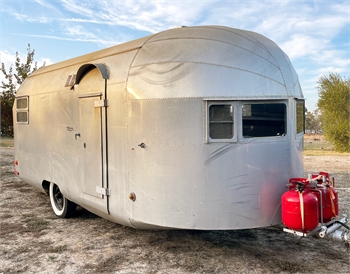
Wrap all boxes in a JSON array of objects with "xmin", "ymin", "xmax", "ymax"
[
  {"xmin": 1, "ymin": 65, "xmax": 16, "ymax": 136},
  {"xmin": 1, "ymin": 44, "xmax": 44, "ymax": 136},
  {"xmin": 305, "ymin": 108, "xmax": 321, "ymax": 134},
  {"xmin": 317, "ymin": 73, "xmax": 350, "ymax": 152}
]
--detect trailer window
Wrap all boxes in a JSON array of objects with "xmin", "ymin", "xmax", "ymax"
[
  {"xmin": 209, "ymin": 104, "xmax": 234, "ymax": 140},
  {"xmin": 296, "ymin": 100, "xmax": 305, "ymax": 134},
  {"xmin": 16, "ymin": 97, "xmax": 29, "ymax": 124},
  {"xmin": 242, "ymin": 103, "xmax": 286, "ymax": 138}
]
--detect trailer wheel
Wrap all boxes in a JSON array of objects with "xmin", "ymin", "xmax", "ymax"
[{"xmin": 49, "ymin": 182, "xmax": 76, "ymax": 218}]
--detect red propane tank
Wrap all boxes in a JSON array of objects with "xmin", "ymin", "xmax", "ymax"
[
  {"xmin": 282, "ymin": 182, "xmax": 319, "ymax": 232},
  {"xmin": 314, "ymin": 186, "xmax": 338, "ymax": 223},
  {"xmin": 310, "ymin": 172, "xmax": 338, "ymax": 223}
]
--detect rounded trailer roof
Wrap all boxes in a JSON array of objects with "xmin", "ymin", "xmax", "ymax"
[{"xmin": 128, "ymin": 26, "xmax": 303, "ymax": 100}]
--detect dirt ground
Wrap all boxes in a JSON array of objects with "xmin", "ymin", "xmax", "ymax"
[{"xmin": 1, "ymin": 146, "xmax": 349, "ymax": 273}]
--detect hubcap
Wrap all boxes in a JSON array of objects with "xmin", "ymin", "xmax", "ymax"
[{"xmin": 53, "ymin": 185, "xmax": 64, "ymax": 210}]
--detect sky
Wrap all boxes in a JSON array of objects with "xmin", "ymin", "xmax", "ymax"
[{"xmin": 1, "ymin": 0, "xmax": 349, "ymax": 111}]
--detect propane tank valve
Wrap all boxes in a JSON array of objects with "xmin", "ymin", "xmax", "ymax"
[{"xmin": 296, "ymin": 182, "xmax": 306, "ymax": 193}]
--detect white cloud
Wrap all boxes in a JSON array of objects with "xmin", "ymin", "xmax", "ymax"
[
  {"xmin": 3, "ymin": 0, "xmax": 348, "ymax": 111},
  {"xmin": 0, "ymin": 51, "xmax": 15, "ymax": 85},
  {"xmin": 59, "ymin": 0, "xmax": 98, "ymax": 19},
  {"xmin": 11, "ymin": 33, "xmax": 118, "ymax": 46},
  {"xmin": 0, "ymin": 50, "xmax": 15, "ymax": 69},
  {"xmin": 65, "ymin": 25, "xmax": 97, "ymax": 40},
  {"xmin": 280, "ymin": 34, "xmax": 327, "ymax": 59},
  {"xmin": 57, "ymin": 0, "xmax": 213, "ymax": 33},
  {"xmin": 0, "ymin": 50, "xmax": 49, "ymax": 86},
  {"xmin": 33, "ymin": 0, "xmax": 52, "ymax": 8},
  {"xmin": 12, "ymin": 13, "xmax": 35, "ymax": 22},
  {"xmin": 38, "ymin": 58, "xmax": 53, "ymax": 67},
  {"xmin": 312, "ymin": 50, "xmax": 350, "ymax": 68},
  {"xmin": 314, "ymin": 66, "xmax": 348, "ymax": 76}
]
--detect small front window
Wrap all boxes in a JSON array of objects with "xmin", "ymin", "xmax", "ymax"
[
  {"xmin": 242, "ymin": 103, "xmax": 286, "ymax": 138},
  {"xmin": 296, "ymin": 100, "xmax": 305, "ymax": 134},
  {"xmin": 17, "ymin": 97, "xmax": 28, "ymax": 109},
  {"xmin": 17, "ymin": 112, "xmax": 28, "ymax": 123},
  {"xmin": 209, "ymin": 104, "xmax": 234, "ymax": 140},
  {"xmin": 16, "ymin": 97, "xmax": 29, "ymax": 124}
]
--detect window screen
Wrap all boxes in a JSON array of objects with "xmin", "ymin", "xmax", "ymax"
[
  {"xmin": 242, "ymin": 103, "xmax": 286, "ymax": 138},
  {"xmin": 209, "ymin": 104, "xmax": 234, "ymax": 139}
]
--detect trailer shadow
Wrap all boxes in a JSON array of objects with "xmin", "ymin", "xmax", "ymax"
[{"xmin": 74, "ymin": 206, "xmax": 100, "ymax": 219}]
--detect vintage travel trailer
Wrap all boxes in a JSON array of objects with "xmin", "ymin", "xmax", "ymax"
[{"xmin": 13, "ymin": 25, "xmax": 306, "ymax": 230}]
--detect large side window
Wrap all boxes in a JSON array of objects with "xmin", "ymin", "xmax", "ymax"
[
  {"xmin": 242, "ymin": 103, "xmax": 286, "ymax": 138},
  {"xmin": 208, "ymin": 102, "xmax": 236, "ymax": 142},
  {"xmin": 16, "ymin": 96, "xmax": 29, "ymax": 124},
  {"xmin": 296, "ymin": 100, "xmax": 305, "ymax": 134}
]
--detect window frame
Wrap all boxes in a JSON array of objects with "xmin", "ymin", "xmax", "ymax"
[
  {"xmin": 206, "ymin": 101, "xmax": 237, "ymax": 143},
  {"xmin": 16, "ymin": 96, "xmax": 29, "ymax": 124}
]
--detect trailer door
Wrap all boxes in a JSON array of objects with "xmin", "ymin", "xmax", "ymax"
[{"xmin": 76, "ymin": 65, "xmax": 109, "ymax": 214}]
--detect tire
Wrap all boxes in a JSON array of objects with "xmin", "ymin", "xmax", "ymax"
[{"xmin": 49, "ymin": 182, "xmax": 76, "ymax": 218}]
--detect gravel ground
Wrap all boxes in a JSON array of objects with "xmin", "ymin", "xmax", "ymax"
[{"xmin": 1, "ymin": 147, "xmax": 349, "ymax": 273}]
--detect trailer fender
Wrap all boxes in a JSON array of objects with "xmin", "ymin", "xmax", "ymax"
[{"xmin": 42, "ymin": 180, "xmax": 50, "ymax": 196}]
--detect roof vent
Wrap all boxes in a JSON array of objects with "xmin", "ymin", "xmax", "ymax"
[{"xmin": 65, "ymin": 74, "xmax": 76, "ymax": 87}]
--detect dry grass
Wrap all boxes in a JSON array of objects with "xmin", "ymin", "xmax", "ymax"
[
  {"xmin": 303, "ymin": 134, "xmax": 350, "ymax": 156},
  {"xmin": 1, "ymin": 141, "xmax": 349, "ymax": 273},
  {"xmin": 0, "ymin": 137, "xmax": 14, "ymax": 147}
]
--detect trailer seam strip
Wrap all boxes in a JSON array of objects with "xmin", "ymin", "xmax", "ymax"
[
  {"xmin": 235, "ymin": 28, "xmax": 288, "ymax": 96},
  {"xmin": 127, "ymin": 95, "xmax": 288, "ymax": 101},
  {"xmin": 203, "ymin": 26, "xmax": 273, "ymax": 55},
  {"xmin": 203, "ymin": 25, "xmax": 288, "ymax": 93}
]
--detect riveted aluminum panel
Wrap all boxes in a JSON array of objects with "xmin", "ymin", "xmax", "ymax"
[
  {"xmin": 127, "ymin": 98, "xmax": 299, "ymax": 229},
  {"xmin": 128, "ymin": 62, "xmax": 287, "ymax": 99},
  {"xmin": 127, "ymin": 26, "xmax": 303, "ymax": 100}
]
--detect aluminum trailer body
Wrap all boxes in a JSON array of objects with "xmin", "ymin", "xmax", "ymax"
[{"xmin": 13, "ymin": 26, "xmax": 305, "ymax": 229}]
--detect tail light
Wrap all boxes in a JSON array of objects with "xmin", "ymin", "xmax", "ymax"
[{"xmin": 14, "ymin": 160, "xmax": 19, "ymax": 176}]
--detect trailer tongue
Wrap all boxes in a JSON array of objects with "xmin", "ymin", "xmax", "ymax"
[{"xmin": 282, "ymin": 172, "xmax": 349, "ymax": 249}]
